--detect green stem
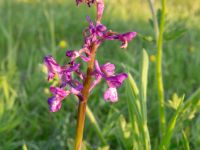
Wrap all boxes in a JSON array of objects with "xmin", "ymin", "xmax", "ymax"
[
  {"xmin": 74, "ymin": 43, "xmax": 98, "ymax": 150},
  {"xmin": 156, "ymin": 0, "xmax": 166, "ymax": 137}
]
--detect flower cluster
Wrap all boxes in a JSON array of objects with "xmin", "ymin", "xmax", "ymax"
[{"xmin": 44, "ymin": 0, "xmax": 137, "ymax": 112}]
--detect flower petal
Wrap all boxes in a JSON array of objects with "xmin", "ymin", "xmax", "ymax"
[
  {"xmin": 80, "ymin": 55, "xmax": 90, "ymax": 62},
  {"xmin": 44, "ymin": 56, "xmax": 62, "ymax": 80},
  {"xmin": 95, "ymin": 60, "xmax": 104, "ymax": 76},
  {"xmin": 101, "ymin": 63, "xmax": 115, "ymax": 76},
  {"xmin": 48, "ymin": 96, "xmax": 62, "ymax": 112},
  {"xmin": 106, "ymin": 73, "xmax": 128, "ymax": 88},
  {"xmin": 49, "ymin": 86, "xmax": 69, "ymax": 98},
  {"xmin": 104, "ymin": 87, "xmax": 118, "ymax": 102}
]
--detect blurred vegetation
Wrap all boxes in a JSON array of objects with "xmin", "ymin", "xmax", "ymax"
[{"xmin": 0, "ymin": 0, "xmax": 199, "ymax": 149}]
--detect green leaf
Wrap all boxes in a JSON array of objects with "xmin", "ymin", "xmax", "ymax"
[
  {"xmin": 140, "ymin": 49, "xmax": 149, "ymax": 121},
  {"xmin": 125, "ymin": 49, "xmax": 151, "ymax": 150},
  {"xmin": 159, "ymin": 96, "xmax": 184, "ymax": 150}
]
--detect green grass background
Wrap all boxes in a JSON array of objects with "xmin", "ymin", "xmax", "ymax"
[{"xmin": 0, "ymin": 0, "xmax": 200, "ymax": 149}]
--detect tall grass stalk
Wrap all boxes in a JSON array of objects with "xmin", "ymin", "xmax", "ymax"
[
  {"xmin": 147, "ymin": 0, "xmax": 159, "ymax": 40},
  {"xmin": 156, "ymin": 0, "xmax": 166, "ymax": 137}
]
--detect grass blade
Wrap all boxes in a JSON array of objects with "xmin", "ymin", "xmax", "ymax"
[
  {"xmin": 86, "ymin": 105, "xmax": 107, "ymax": 146},
  {"xmin": 182, "ymin": 130, "xmax": 190, "ymax": 150}
]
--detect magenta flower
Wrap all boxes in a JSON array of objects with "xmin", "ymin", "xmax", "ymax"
[
  {"xmin": 105, "ymin": 32, "xmax": 137, "ymax": 49},
  {"xmin": 48, "ymin": 86, "xmax": 70, "ymax": 112},
  {"xmin": 94, "ymin": 60, "xmax": 128, "ymax": 102},
  {"xmin": 44, "ymin": 0, "xmax": 136, "ymax": 112}
]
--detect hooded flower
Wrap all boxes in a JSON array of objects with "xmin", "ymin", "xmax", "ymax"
[
  {"xmin": 105, "ymin": 32, "xmax": 137, "ymax": 49},
  {"xmin": 44, "ymin": 56, "xmax": 62, "ymax": 80},
  {"xmin": 48, "ymin": 80, "xmax": 84, "ymax": 112},
  {"xmin": 94, "ymin": 60, "xmax": 128, "ymax": 102},
  {"xmin": 44, "ymin": 55, "xmax": 81, "ymax": 86},
  {"xmin": 48, "ymin": 86, "xmax": 70, "ymax": 112}
]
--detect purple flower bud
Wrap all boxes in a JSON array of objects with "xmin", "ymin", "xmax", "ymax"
[
  {"xmin": 96, "ymin": 0, "xmax": 104, "ymax": 22},
  {"xmin": 66, "ymin": 50, "xmax": 74, "ymax": 57}
]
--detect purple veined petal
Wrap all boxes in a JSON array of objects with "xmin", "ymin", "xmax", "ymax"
[
  {"xmin": 44, "ymin": 56, "xmax": 62, "ymax": 80},
  {"xmin": 101, "ymin": 62, "xmax": 115, "ymax": 76},
  {"xmin": 95, "ymin": 24, "xmax": 106, "ymax": 37},
  {"xmin": 80, "ymin": 55, "xmax": 90, "ymax": 62},
  {"xmin": 104, "ymin": 32, "xmax": 137, "ymax": 49},
  {"xmin": 48, "ymin": 72, "xmax": 55, "ymax": 81},
  {"xmin": 118, "ymin": 32, "xmax": 137, "ymax": 49},
  {"xmin": 104, "ymin": 87, "xmax": 118, "ymax": 102},
  {"xmin": 67, "ymin": 63, "xmax": 80, "ymax": 72},
  {"xmin": 60, "ymin": 72, "xmax": 71, "ymax": 87},
  {"xmin": 69, "ymin": 80, "xmax": 83, "ymax": 91},
  {"xmin": 49, "ymin": 86, "xmax": 69, "ymax": 98},
  {"xmin": 70, "ymin": 87, "xmax": 81, "ymax": 95},
  {"xmin": 118, "ymin": 32, "xmax": 137, "ymax": 42},
  {"xmin": 96, "ymin": 23, "xmax": 107, "ymax": 32},
  {"xmin": 44, "ymin": 56, "xmax": 62, "ymax": 72},
  {"xmin": 106, "ymin": 73, "xmax": 128, "ymax": 88},
  {"xmin": 95, "ymin": 60, "xmax": 105, "ymax": 77},
  {"xmin": 84, "ymin": 38, "xmax": 91, "ymax": 48},
  {"xmin": 96, "ymin": 0, "xmax": 104, "ymax": 22},
  {"xmin": 48, "ymin": 96, "xmax": 62, "ymax": 112}
]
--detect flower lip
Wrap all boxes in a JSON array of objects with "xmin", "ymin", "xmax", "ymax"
[
  {"xmin": 104, "ymin": 87, "xmax": 118, "ymax": 102},
  {"xmin": 48, "ymin": 96, "xmax": 62, "ymax": 112},
  {"xmin": 48, "ymin": 86, "xmax": 70, "ymax": 112}
]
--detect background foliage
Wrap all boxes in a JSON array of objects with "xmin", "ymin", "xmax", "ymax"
[{"xmin": 0, "ymin": 0, "xmax": 199, "ymax": 149}]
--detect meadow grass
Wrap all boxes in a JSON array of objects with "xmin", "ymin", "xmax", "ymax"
[{"xmin": 0, "ymin": 0, "xmax": 200, "ymax": 149}]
